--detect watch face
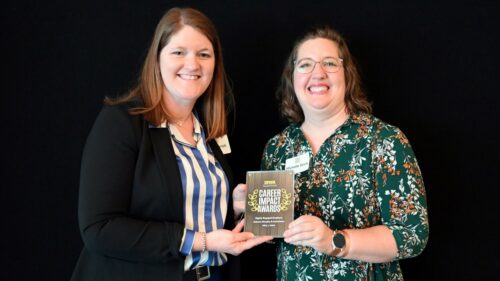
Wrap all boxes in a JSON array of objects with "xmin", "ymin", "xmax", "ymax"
[{"xmin": 333, "ymin": 233, "xmax": 346, "ymax": 248}]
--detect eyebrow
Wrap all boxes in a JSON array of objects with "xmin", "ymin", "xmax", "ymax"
[
  {"xmin": 197, "ymin": 48, "xmax": 213, "ymax": 53},
  {"xmin": 296, "ymin": 56, "xmax": 337, "ymax": 61},
  {"xmin": 167, "ymin": 46, "xmax": 213, "ymax": 52}
]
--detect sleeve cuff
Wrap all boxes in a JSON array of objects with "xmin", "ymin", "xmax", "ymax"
[
  {"xmin": 179, "ymin": 229, "xmax": 195, "ymax": 256},
  {"xmin": 388, "ymin": 224, "xmax": 428, "ymax": 259}
]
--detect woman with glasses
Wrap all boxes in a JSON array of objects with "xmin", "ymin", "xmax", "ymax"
[
  {"xmin": 71, "ymin": 7, "xmax": 272, "ymax": 281},
  {"xmin": 261, "ymin": 26, "xmax": 429, "ymax": 280}
]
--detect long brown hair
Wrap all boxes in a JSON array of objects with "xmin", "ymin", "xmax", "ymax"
[
  {"xmin": 277, "ymin": 26, "xmax": 371, "ymax": 123},
  {"xmin": 105, "ymin": 7, "xmax": 233, "ymax": 141}
]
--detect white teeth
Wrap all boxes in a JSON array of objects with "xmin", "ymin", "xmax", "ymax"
[
  {"xmin": 309, "ymin": 86, "xmax": 328, "ymax": 92},
  {"xmin": 179, "ymin": 74, "xmax": 199, "ymax": 80}
]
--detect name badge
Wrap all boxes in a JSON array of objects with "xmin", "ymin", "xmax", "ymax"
[
  {"xmin": 216, "ymin": 134, "xmax": 231, "ymax": 154},
  {"xmin": 285, "ymin": 153, "xmax": 310, "ymax": 174}
]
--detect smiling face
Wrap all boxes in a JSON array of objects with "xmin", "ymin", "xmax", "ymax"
[
  {"xmin": 293, "ymin": 38, "xmax": 346, "ymax": 120},
  {"xmin": 159, "ymin": 25, "xmax": 215, "ymax": 107}
]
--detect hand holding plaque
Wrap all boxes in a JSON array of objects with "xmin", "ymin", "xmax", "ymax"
[{"xmin": 244, "ymin": 170, "xmax": 294, "ymax": 237}]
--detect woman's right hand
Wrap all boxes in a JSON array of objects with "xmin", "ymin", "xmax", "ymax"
[{"xmin": 206, "ymin": 219, "xmax": 273, "ymax": 256}]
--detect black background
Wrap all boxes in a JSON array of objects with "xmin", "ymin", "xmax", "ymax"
[{"xmin": 2, "ymin": 0, "xmax": 499, "ymax": 280}]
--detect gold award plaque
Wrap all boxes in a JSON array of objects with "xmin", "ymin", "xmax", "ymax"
[{"xmin": 244, "ymin": 170, "xmax": 294, "ymax": 237}]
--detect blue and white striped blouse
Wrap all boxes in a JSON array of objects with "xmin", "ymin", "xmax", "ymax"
[{"xmin": 167, "ymin": 115, "xmax": 229, "ymax": 271}]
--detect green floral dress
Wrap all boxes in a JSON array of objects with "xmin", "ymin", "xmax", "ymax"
[{"xmin": 261, "ymin": 113, "xmax": 429, "ymax": 281}]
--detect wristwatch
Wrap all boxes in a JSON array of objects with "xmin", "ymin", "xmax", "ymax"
[{"xmin": 331, "ymin": 230, "xmax": 346, "ymax": 257}]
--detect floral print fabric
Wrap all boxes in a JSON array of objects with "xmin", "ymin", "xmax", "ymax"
[{"xmin": 261, "ymin": 113, "xmax": 429, "ymax": 281}]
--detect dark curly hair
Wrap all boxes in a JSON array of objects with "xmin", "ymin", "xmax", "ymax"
[{"xmin": 277, "ymin": 26, "xmax": 372, "ymax": 123}]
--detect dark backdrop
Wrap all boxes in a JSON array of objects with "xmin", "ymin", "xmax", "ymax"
[{"xmin": 2, "ymin": 0, "xmax": 499, "ymax": 280}]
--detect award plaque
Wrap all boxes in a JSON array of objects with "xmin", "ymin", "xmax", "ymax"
[{"xmin": 244, "ymin": 170, "xmax": 294, "ymax": 237}]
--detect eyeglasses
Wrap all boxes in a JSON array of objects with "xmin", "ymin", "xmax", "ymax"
[{"xmin": 294, "ymin": 57, "xmax": 343, "ymax": 74}]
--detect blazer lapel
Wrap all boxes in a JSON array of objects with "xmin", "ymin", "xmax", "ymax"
[{"xmin": 148, "ymin": 127, "xmax": 184, "ymax": 219}]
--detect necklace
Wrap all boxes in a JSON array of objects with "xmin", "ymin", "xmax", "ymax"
[{"xmin": 170, "ymin": 114, "xmax": 192, "ymax": 127}]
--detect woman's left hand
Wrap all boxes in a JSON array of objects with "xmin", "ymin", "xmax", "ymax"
[
  {"xmin": 283, "ymin": 215, "xmax": 333, "ymax": 254},
  {"xmin": 232, "ymin": 183, "xmax": 247, "ymax": 216}
]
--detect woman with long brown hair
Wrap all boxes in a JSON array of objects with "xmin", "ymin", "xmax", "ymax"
[{"xmin": 71, "ymin": 7, "xmax": 271, "ymax": 281}]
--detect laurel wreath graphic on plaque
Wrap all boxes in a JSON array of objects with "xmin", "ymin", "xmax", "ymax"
[
  {"xmin": 279, "ymin": 188, "xmax": 292, "ymax": 211},
  {"xmin": 247, "ymin": 189, "xmax": 260, "ymax": 212}
]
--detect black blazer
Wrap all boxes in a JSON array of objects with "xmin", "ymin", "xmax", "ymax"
[{"xmin": 71, "ymin": 103, "xmax": 238, "ymax": 281}]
